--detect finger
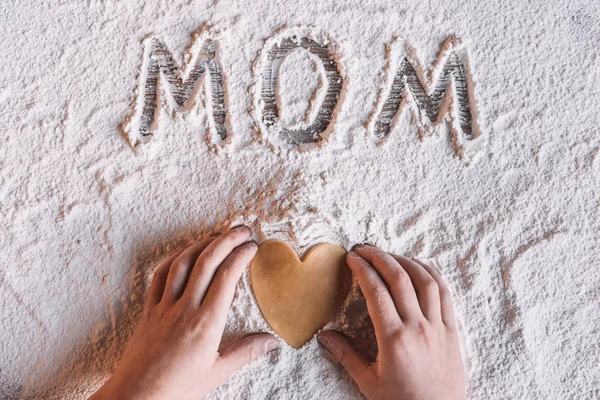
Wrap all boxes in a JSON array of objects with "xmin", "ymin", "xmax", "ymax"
[
  {"xmin": 412, "ymin": 258, "xmax": 456, "ymax": 327},
  {"xmin": 390, "ymin": 255, "xmax": 442, "ymax": 323},
  {"xmin": 198, "ymin": 241, "xmax": 258, "ymax": 332},
  {"xmin": 147, "ymin": 250, "xmax": 184, "ymax": 306},
  {"xmin": 318, "ymin": 331, "xmax": 374, "ymax": 394},
  {"xmin": 162, "ymin": 236, "xmax": 216, "ymax": 303},
  {"xmin": 347, "ymin": 252, "xmax": 402, "ymax": 339},
  {"xmin": 183, "ymin": 226, "xmax": 252, "ymax": 305},
  {"xmin": 354, "ymin": 245, "xmax": 422, "ymax": 321},
  {"xmin": 213, "ymin": 333, "xmax": 279, "ymax": 383}
]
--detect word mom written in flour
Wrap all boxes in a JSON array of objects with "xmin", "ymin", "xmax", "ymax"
[{"xmin": 122, "ymin": 27, "xmax": 481, "ymax": 156}]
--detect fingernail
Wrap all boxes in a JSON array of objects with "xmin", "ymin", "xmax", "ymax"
[
  {"xmin": 347, "ymin": 251, "xmax": 360, "ymax": 258},
  {"xmin": 318, "ymin": 334, "xmax": 341, "ymax": 363},
  {"xmin": 265, "ymin": 340, "xmax": 279, "ymax": 352},
  {"xmin": 233, "ymin": 225, "xmax": 251, "ymax": 233},
  {"xmin": 317, "ymin": 334, "xmax": 330, "ymax": 347}
]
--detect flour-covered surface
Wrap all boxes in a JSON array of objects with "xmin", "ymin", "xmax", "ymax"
[{"xmin": 1, "ymin": 0, "xmax": 600, "ymax": 398}]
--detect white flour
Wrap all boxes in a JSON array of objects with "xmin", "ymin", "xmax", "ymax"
[{"xmin": 1, "ymin": 0, "xmax": 599, "ymax": 398}]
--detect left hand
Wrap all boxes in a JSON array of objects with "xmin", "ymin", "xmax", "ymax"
[{"xmin": 91, "ymin": 226, "xmax": 279, "ymax": 400}]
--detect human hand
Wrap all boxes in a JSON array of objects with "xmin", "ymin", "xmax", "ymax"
[
  {"xmin": 91, "ymin": 226, "xmax": 279, "ymax": 400},
  {"xmin": 318, "ymin": 245, "xmax": 465, "ymax": 400}
]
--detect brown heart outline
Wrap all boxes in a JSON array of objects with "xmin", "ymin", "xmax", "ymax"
[{"xmin": 250, "ymin": 240, "xmax": 352, "ymax": 349}]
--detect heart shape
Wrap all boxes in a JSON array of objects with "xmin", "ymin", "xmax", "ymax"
[{"xmin": 250, "ymin": 240, "xmax": 352, "ymax": 348}]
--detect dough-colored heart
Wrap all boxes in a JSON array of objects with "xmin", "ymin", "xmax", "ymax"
[{"xmin": 250, "ymin": 240, "xmax": 352, "ymax": 349}]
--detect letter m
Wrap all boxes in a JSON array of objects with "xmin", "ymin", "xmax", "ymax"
[
  {"xmin": 122, "ymin": 31, "xmax": 229, "ymax": 146},
  {"xmin": 370, "ymin": 36, "xmax": 480, "ymax": 156}
]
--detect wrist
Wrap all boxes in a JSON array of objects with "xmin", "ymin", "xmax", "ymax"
[{"xmin": 90, "ymin": 374, "xmax": 157, "ymax": 400}]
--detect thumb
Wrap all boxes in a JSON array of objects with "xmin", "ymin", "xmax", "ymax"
[
  {"xmin": 214, "ymin": 333, "xmax": 279, "ymax": 380},
  {"xmin": 318, "ymin": 331, "xmax": 372, "ymax": 387}
]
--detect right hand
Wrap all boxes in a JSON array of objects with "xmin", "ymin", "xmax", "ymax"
[{"xmin": 318, "ymin": 245, "xmax": 466, "ymax": 400}]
